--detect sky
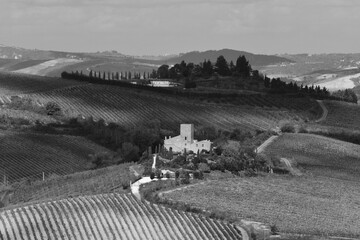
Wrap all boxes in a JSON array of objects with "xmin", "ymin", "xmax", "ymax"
[{"xmin": 1, "ymin": 0, "xmax": 360, "ymax": 55}]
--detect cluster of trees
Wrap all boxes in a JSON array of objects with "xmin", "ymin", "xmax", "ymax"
[
  {"xmin": 331, "ymin": 89, "xmax": 358, "ymax": 103},
  {"xmin": 68, "ymin": 70, "xmax": 150, "ymax": 81},
  {"xmin": 264, "ymin": 76, "xmax": 358, "ymax": 103},
  {"xmin": 264, "ymin": 77, "xmax": 330, "ymax": 98},
  {"xmin": 155, "ymin": 55, "xmax": 253, "ymax": 79}
]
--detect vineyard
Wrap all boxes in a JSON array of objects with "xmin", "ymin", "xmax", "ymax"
[
  {"xmin": 0, "ymin": 72, "xmax": 86, "ymax": 96},
  {"xmin": 26, "ymin": 84, "xmax": 319, "ymax": 132},
  {"xmin": 5, "ymin": 163, "xmax": 137, "ymax": 208},
  {"xmin": 0, "ymin": 193, "xmax": 243, "ymax": 240},
  {"xmin": 161, "ymin": 133, "xmax": 360, "ymax": 237},
  {"xmin": 0, "ymin": 131, "xmax": 113, "ymax": 183}
]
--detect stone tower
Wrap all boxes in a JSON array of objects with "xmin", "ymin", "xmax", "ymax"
[{"xmin": 180, "ymin": 124, "xmax": 194, "ymax": 143}]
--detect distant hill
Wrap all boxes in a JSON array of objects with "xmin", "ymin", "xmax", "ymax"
[
  {"xmin": 161, "ymin": 49, "xmax": 293, "ymax": 66},
  {"xmin": 0, "ymin": 44, "xmax": 84, "ymax": 60}
]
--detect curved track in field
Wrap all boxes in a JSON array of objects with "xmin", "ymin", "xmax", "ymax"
[{"xmin": 315, "ymin": 100, "xmax": 328, "ymax": 122}]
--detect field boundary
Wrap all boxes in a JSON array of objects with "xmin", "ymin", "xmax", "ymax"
[{"xmin": 256, "ymin": 135, "xmax": 279, "ymax": 154}]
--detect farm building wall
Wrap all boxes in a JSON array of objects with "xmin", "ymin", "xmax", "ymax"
[{"xmin": 164, "ymin": 124, "xmax": 211, "ymax": 153}]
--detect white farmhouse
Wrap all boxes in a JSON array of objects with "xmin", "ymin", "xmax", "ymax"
[
  {"xmin": 149, "ymin": 80, "xmax": 172, "ymax": 87},
  {"xmin": 164, "ymin": 124, "xmax": 212, "ymax": 153}
]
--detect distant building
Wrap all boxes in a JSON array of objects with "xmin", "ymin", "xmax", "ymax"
[
  {"xmin": 164, "ymin": 124, "xmax": 212, "ymax": 153},
  {"xmin": 149, "ymin": 80, "xmax": 179, "ymax": 87}
]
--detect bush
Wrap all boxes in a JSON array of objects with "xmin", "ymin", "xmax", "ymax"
[
  {"xmin": 150, "ymin": 172, "xmax": 155, "ymax": 179},
  {"xmin": 88, "ymin": 152, "xmax": 113, "ymax": 169},
  {"xmin": 155, "ymin": 169, "xmax": 163, "ymax": 179},
  {"xmin": 119, "ymin": 142, "xmax": 140, "ymax": 163},
  {"xmin": 270, "ymin": 224, "xmax": 279, "ymax": 235},
  {"xmin": 180, "ymin": 172, "xmax": 190, "ymax": 184},
  {"xmin": 175, "ymin": 170, "xmax": 180, "ymax": 179},
  {"xmin": 198, "ymin": 162, "xmax": 210, "ymax": 173},
  {"xmin": 165, "ymin": 172, "xmax": 171, "ymax": 179},
  {"xmin": 193, "ymin": 170, "xmax": 204, "ymax": 179},
  {"xmin": 45, "ymin": 101, "xmax": 62, "ymax": 116},
  {"xmin": 280, "ymin": 123, "xmax": 295, "ymax": 133}
]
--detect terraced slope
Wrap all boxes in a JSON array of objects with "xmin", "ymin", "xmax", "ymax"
[
  {"xmin": 0, "ymin": 193, "xmax": 243, "ymax": 240},
  {"xmin": 0, "ymin": 131, "xmax": 112, "ymax": 183},
  {"xmin": 27, "ymin": 84, "xmax": 315, "ymax": 131}
]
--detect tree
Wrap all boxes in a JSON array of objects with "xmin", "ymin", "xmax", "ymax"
[
  {"xmin": 215, "ymin": 55, "xmax": 230, "ymax": 76},
  {"xmin": 119, "ymin": 142, "xmax": 140, "ymax": 162},
  {"xmin": 157, "ymin": 64, "xmax": 169, "ymax": 79},
  {"xmin": 202, "ymin": 59, "xmax": 213, "ymax": 76},
  {"xmin": 235, "ymin": 55, "xmax": 252, "ymax": 77},
  {"xmin": 229, "ymin": 60, "xmax": 235, "ymax": 73},
  {"xmin": 150, "ymin": 69, "xmax": 157, "ymax": 79},
  {"xmin": 184, "ymin": 78, "xmax": 196, "ymax": 88}
]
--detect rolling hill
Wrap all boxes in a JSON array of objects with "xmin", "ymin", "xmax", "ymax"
[
  {"xmin": 161, "ymin": 48, "xmax": 293, "ymax": 66},
  {"xmin": 22, "ymin": 83, "xmax": 320, "ymax": 132},
  {"xmin": 1, "ymin": 44, "xmax": 294, "ymax": 78},
  {"xmin": 0, "ymin": 193, "xmax": 243, "ymax": 240},
  {"xmin": 162, "ymin": 133, "xmax": 360, "ymax": 237},
  {"xmin": 0, "ymin": 130, "xmax": 113, "ymax": 183},
  {"xmin": 0, "ymin": 72, "xmax": 87, "ymax": 96}
]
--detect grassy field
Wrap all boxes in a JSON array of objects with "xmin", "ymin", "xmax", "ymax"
[
  {"xmin": 0, "ymin": 130, "xmax": 113, "ymax": 183},
  {"xmin": 319, "ymin": 100, "xmax": 360, "ymax": 130},
  {"xmin": 162, "ymin": 134, "xmax": 360, "ymax": 237}
]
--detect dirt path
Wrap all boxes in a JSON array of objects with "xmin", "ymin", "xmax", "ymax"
[
  {"xmin": 256, "ymin": 135, "xmax": 279, "ymax": 154},
  {"xmin": 315, "ymin": 100, "xmax": 328, "ymax": 122}
]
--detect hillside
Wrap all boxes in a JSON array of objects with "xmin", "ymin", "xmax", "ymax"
[
  {"xmin": 0, "ymin": 72, "xmax": 87, "ymax": 96},
  {"xmin": 0, "ymin": 130, "xmax": 113, "ymax": 183},
  {"xmin": 161, "ymin": 49, "xmax": 293, "ymax": 66},
  {"xmin": 259, "ymin": 53, "xmax": 360, "ymax": 92},
  {"xmin": 23, "ymin": 83, "xmax": 321, "ymax": 132},
  {"xmin": 162, "ymin": 134, "xmax": 360, "ymax": 237},
  {"xmin": 2, "ymin": 163, "xmax": 136, "ymax": 208},
  {"xmin": 0, "ymin": 193, "xmax": 243, "ymax": 240},
  {"xmin": 317, "ymin": 100, "xmax": 360, "ymax": 130}
]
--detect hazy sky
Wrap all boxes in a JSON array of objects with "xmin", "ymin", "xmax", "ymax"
[{"xmin": 1, "ymin": 0, "xmax": 360, "ymax": 55}]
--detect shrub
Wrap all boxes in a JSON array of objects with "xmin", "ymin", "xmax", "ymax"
[
  {"xmin": 88, "ymin": 152, "xmax": 113, "ymax": 169},
  {"xmin": 280, "ymin": 123, "xmax": 295, "ymax": 133},
  {"xmin": 270, "ymin": 224, "xmax": 279, "ymax": 235},
  {"xmin": 165, "ymin": 172, "xmax": 171, "ymax": 179},
  {"xmin": 150, "ymin": 172, "xmax": 155, "ymax": 179},
  {"xmin": 175, "ymin": 170, "xmax": 180, "ymax": 179},
  {"xmin": 193, "ymin": 170, "xmax": 204, "ymax": 179},
  {"xmin": 155, "ymin": 169, "xmax": 163, "ymax": 179},
  {"xmin": 45, "ymin": 101, "xmax": 62, "ymax": 116},
  {"xmin": 298, "ymin": 125, "xmax": 308, "ymax": 133},
  {"xmin": 119, "ymin": 142, "xmax": 140, "ymax": 163},
  {"xmin": 180, "ymin": 172, "xmax": 190, "ymax": 184},
  {"xmin": 198, "ymin": 162, "xmax": 210, "ymax": 173}
]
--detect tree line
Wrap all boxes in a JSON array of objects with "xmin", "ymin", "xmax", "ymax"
[{"xmin": 155, "ymin": 55, "xmax": 253, "ymax": 79}]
